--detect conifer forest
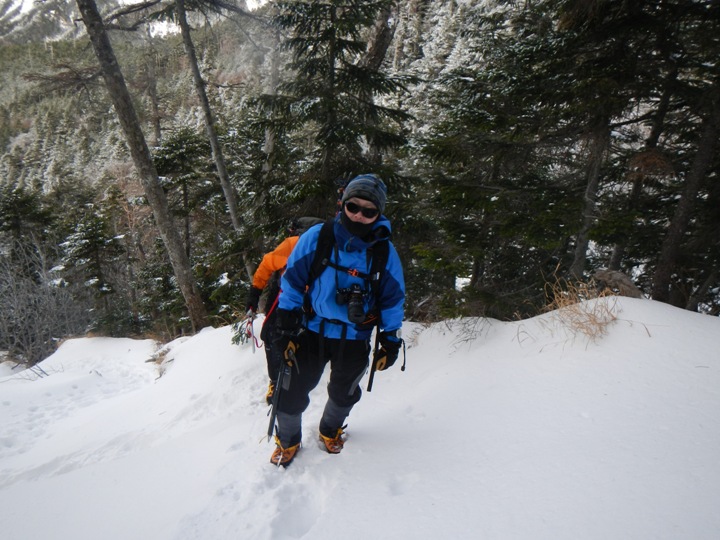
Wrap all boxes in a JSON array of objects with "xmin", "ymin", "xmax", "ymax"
[{"xmin": 1, "ymin": 0, "xmax": 719, "ymax": 364}]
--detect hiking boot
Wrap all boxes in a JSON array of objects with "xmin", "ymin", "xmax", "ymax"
[
  {"xmin": 319, "ymin": 427, "xmax": 345, "ymax": 454},
  {"xmin": 265, "ymin": 380, "xmax": 275, "ymax": 405},
  {"xmin": 270, "ymin": 438, "xmax": 301, "ymax": 467}
]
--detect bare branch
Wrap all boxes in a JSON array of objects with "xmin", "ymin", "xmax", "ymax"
[{"xmin": 22, "ymin": 63, "xmax": 101, "ymax": 96}]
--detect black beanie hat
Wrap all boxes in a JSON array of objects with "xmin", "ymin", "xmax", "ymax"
[{"xmin": 341, "ymin": 174, "xmax": 387, "ymax": 213}]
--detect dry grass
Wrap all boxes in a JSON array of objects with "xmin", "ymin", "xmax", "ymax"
[{"xmin": 543, "ymin": 276, "xmax": 619, "ymax": 342}]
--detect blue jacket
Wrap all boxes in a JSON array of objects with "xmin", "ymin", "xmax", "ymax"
[{"xmin": 279, "ymin": 215, "xmax": 405, "ymax": 340}]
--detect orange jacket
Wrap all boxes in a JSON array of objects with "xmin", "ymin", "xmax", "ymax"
[{"xmin": 251, "ymin": 235, "xmax": 299, "ymax": 290}]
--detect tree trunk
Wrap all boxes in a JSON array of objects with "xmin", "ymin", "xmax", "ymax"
[
  {"xmin": 261, "ymin": 27, "xmax": 281, "ymax": 182},
  {"xmin": 686, "ymin": 269, "xmax": 717, "ymax": 312},
  {"xmin": 175, "ymin": 0, "xmax": 242, "ymax": 231},
  {"xmin": 75, "ymin": 0, "xmax": 209, "ymax": 332},
  {"xmin": 144, "ymin": 28, "xmax": 163, "ymax": 146},
  {"xmin": 406, "ymin": 0, "xmax": 424, "ymax": 59},
  {"xmin": 391, "ymin": 4, "xmax": 406, "ymax": 71},
  {"xmin": 651, "ymin": 85, "xmax": 720, "ymax": 303},
  {"xmin": 361, "ymin": 3, "xmax": 397, "ymax": 71},
  {"xmin": 360, "ymin": 2, "xmax": 398, "ymax": 167},
  {"xmin": 569, "ymin": 121, "xmax": 610, "ymax": 279},
  {"xmin": 392, "ymin": 0, "xmax": 424, "ymax": 70},
  {"xmin": 320, "ymin": 4, "xmax": 338, "ymax": 186},
  {"xmin": 182, "ymin": 180, "xmax": 190, "ymax": 257}
]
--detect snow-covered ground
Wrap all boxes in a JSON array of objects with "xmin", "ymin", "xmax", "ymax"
[{"xmin": 1, "ymin": 297, "xmax": 719, "ymax": 540}]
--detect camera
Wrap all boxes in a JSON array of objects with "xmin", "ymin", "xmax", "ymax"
[{"xmin": 336, "ymin": 283, "xmax": 366, "ymax": 324}]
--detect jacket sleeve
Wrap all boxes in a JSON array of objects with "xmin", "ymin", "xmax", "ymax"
[
  {"xmin": 278, "ymin": 228, "xmax": 318, "ymax": 311},
  {"xmin": 251, "ymin": 236, "xmax": 298, "ymax": 290},
  {"xmin": 378, "ymin": 241, "xmax": 405, "ymax": 333}
]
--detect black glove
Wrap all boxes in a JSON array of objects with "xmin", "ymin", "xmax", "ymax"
[
  {"xmin": 246, "ymin": 286, "xmax": 263, "ymax": 313},
  {"xmin": 275, "ymin": 309, "xmax": 304, "ymax": 364},
  {"xmin": 374, "ymin": 331, "xmax": 402, "ymax": 371}
]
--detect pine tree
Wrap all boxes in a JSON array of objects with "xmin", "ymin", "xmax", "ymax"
[
  {"xmin": 273, "ymin": 0, "xmax": 409, "ymax": 211},
  {"xmin": 60, "ymin": 204, "xmax": 125, "ymax": 310},
  {"xmin": 408, "ymin": 0, "xmax": 720, "ymax": 316},
  {"xmin": 0, "ymin": 183, "xmax": 94, "ymax": 363}
]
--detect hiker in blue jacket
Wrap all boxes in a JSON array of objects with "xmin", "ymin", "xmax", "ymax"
[{"xmin": 270, "ymin": 174, "xmax": 405, "ymax": 466}]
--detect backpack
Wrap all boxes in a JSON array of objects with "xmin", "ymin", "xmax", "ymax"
[{"xmin": 304, "ymin": 218, "xmax": 390, "ymax": 329}]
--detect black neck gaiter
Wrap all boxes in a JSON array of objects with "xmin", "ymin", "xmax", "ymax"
[{"xmin": 340, "ymin": 211, "xmax": 375, "ymax": 239}]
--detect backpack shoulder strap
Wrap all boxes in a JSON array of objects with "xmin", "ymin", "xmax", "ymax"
[
  {"xmin": 303, "ymin": 219, "xmax": 336, "ymax": 319},
  {"xmin": 368, "ymin": 237, "xmax": 389, "ymax": 299},
  {"xmin": 308, "ymin": 218, "xmax": 336, "ymax": 285},
  {"xmin": 369, "ymin": 239, "xmax": 389, "ymax": 281}
]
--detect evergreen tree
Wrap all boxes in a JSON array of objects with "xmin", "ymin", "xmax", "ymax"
[
  {"xmin": 273, "ymin": 0, "xmax": 409, "ymax": 212},
  {"xmin": 411, "ymin": 0, "xmax": 720, "ymax": 316},
  {"xmin": 646, "ymin": 1, "xmax": 720, "ymax": 306},
  {"xmin": 3, "ymin": 0, "xmax": 719, "ymax": 326},
  {"xmin": 0, "ymin": 182, "xmax": 54, "ymax": 243},
  {"xmin": 0, "ymin": 183, "xmax": 94, "ymax": 363},
  {"xmin": 60, "ymin": 203, "xmax": 126, "ymax": 319},
  {"xmin": 153, "ymin": 127, "xmax": 215, "ymax": 255},
  {"xmin": 413, "ymin": 2, "xmax": 578, "ymax": 317},
  {"xmin": 134, "ymin": 237, "xmax": 189, "ymax": 338}
]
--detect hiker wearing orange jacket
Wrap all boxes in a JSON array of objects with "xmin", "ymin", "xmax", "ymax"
[{"xmin": 246, "ymin": 218, "xmax": 324, "ymax": 404}]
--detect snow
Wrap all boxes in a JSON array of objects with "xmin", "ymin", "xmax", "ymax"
[{"xmin": 1, "ymin": 298, "xmax": 719, "ymax": 540}]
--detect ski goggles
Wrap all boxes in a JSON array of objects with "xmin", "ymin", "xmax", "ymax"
[{"xmin": 344, "ymin": 201, "xmax": 379, "ymax": 219}]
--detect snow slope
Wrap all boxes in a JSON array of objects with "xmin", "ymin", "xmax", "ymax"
[{"xmin": 1, "ymin": 297, "xmax": 719, "ymax": 540}]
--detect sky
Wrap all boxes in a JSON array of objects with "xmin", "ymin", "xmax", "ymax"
[{"xmin": 1, "ymin": 297, "xmax": 719, "ymax": 540}]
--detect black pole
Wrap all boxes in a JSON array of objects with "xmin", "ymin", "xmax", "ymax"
[{"xmin": 366, "ymin": 330, "xmax": 380, "ymax": 392}]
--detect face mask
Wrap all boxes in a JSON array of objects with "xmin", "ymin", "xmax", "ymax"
[{"xmin": 341, "ymin": 211, "xmax": 375, "ymax": 238}]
